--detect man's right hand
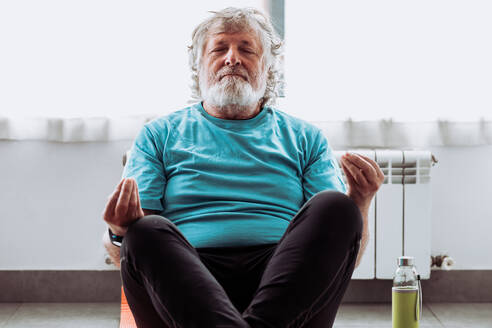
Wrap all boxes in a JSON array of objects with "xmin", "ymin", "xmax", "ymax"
[{"xmin": 103, "ymin": 178, "xmax": 145, "ymax": 237}]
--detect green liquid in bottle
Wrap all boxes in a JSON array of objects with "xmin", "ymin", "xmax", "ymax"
[{"xmin": 392, "ymin": 286, "xmax": 419, "ymax": 328}]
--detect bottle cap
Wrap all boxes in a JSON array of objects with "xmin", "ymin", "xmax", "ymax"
[{"xmin": 398, "ymin": 256, "xmax": 414, "ymax": 266}]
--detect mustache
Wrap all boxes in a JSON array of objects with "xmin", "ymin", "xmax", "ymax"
[{"xmin": 217, "ymin": 67, "xmax": 249, "ymax": 81}]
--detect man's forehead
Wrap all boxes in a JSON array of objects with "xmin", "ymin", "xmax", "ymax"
[
  {"xmin": 212, "ymin": 35, "xmax": 255, "ymax": 46},
  {"xmin": 206, "ymin": 28, "xmax": 262, "ymax": 47}
]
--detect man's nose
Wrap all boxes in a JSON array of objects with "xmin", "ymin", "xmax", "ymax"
[{"xmin": 224, "ymin": 48, "xmax": 241, "ymax": 66}]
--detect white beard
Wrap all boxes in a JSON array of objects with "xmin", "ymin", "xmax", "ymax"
[{"xmin": 199, "ymin": 68, "xmax": 266, "ymax": 109}]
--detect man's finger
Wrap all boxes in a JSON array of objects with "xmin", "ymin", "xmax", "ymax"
[
  {"xmin": 341, "ymin": 160, "xmax": 362, "ymax": 192},
  {"xmin": 133, "ymin": 179, "xmax": 141, "ymax": 218},
  {"xmin": 128, "ymin": 179, "xmax": 138, "ymax": 218},
  {"xmin": 341, "ymin": 158, "xmax": 366, "ymax": 186},
  {"xmin": 135, "ymin": 182, "xmax": 143, "ymax": 214},
  {"xmin": 103, "ymin": 179, "xmax": 126, "ymax": 221},
  {"xmin": 115, "ymin": 178, "xmax": 133, "ymax": 219},
  {"xmin": 352, "ymin": 153, "xmax": 384, "ymax": 180},
  {"xmin": 345, "ymin": 154, "xmax": 377, "ymax": 180}
]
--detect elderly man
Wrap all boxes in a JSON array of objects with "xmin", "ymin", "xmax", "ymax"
[{"xmin": 102, "ymin": 7, "xmax": 383, "ymax": 328}]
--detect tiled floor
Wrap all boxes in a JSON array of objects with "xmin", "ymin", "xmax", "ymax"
[{"xmin": 0, "ymin": 302, "xmax": 491, "ymax": 327}]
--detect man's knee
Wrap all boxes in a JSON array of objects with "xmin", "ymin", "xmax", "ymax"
[
  {"xmin": 122, "ymin": 215, "xmax": 175, "ymax": 252},
  {"xmin": 307, "ymin": 190, "xmax": 363, "ymax": 233}
]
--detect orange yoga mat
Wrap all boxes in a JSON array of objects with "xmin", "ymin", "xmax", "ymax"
[{"xmin": 120, "ymin": 286, "xmax": 137, "ymax": 328}]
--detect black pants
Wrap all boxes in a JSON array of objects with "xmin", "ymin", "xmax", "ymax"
[{"xmin": 120, "ymin": 190, "xmax": 363, "ymax": 328}]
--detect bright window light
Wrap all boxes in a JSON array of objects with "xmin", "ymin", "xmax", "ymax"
[
  {"xmin": 283, "ymin": 1, "xmax": 492, "ymax": 122},
  {"xmin": 0, "ymin": 0, "xmax": 266, "ymax": 118},
  {"xmin": 1, "ymin": 1, "xmax": 490, "ymax": 122}
]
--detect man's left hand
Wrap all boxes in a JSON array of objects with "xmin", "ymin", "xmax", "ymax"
[{"xmin": 340, "ymin": 152, "xmax": 385, "ymax": 210}]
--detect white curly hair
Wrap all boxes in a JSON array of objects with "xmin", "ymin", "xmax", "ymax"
[{"xmin": 188, "ymin": 7, "xmax": 283, "ymax": 108}]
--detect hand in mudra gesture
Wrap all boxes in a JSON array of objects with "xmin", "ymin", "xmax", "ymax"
[
  {"xmin": 340, "ymin": 152, "xmax": 385, "ymax": 210},
  {"xmin": 103, "ymin": 178, "xmax": 145, "ymax": 237}
]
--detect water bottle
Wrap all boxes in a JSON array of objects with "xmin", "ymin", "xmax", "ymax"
[{"xmin": 392, "ymin": 256, "xmax": 422, "ymax": 328}]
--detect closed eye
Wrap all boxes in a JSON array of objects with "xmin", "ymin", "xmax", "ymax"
[{"xmin": 241, "ymin": 48, "xmax": 255, "ymax": 54}]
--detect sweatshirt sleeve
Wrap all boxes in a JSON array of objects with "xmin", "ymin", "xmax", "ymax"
[
  {"xmin": 121, "ymin": 124, "xmax": 167, "ymax": 212},
  {"xmin": 302, "ymin": 129, "xmax": 347, "ymax": 202}
]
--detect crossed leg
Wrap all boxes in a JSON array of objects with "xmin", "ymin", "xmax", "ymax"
[{"xmin": 120, "ymin": 190, "xmax": 363, "ymax": 328}]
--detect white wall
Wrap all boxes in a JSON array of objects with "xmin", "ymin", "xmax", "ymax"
[
  {"xmin": 0, "ymin": 140, "xmax": 490, "ymax": 271},
  {"xmin": 427, "ymin": 145, "xmax": 492, "ymax": 269},
  {"xmin": 0, "ymin": 141, "xmax": 129, "ymax": 270}
]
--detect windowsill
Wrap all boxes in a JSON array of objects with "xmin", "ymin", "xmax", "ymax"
[{"xmin": 0, "ymin": 115, "xmax": 491, "ymax": 147}]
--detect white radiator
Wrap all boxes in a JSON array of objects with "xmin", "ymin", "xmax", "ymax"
[{"xmin": 332, "ymin": 149, "xmax": 436, "ymax": 280}]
